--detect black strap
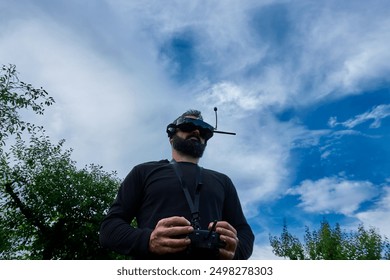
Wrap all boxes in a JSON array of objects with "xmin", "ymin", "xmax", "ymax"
[{"xmin": 170, "ymin": 160, "xmax": 203, "ymax": 229}]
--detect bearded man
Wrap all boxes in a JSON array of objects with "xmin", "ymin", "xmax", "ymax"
[{"xmin": 99, "ymin": 109, "xmax": 254, "ymax": 259}]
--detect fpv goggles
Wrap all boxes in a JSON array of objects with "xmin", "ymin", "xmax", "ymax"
[{"xmin": 166, "ymin": 117, "xmax": 214, "ymax": 141}]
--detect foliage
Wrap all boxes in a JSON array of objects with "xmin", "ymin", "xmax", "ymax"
[
  {"xmin": 269, "ymin": 219, "xmax": 390, "ymax": 260},
  {"xmin": 0, "ymin": 129, "xmax": 124, "ymax": 259},
  {"xmin": 269, "ymin": 220, "xmax": 305, "ymax": 260},
  {"xmin": 0, "ymin": 64, "xmax": 54, "ymax": 146},
  {"xmin": 0, "ymin": 64, "xmax": 125, "ymax": 259}
]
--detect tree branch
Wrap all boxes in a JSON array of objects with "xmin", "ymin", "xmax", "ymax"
[{"xmin": 4, "ymin": 181, "xmax": 49, "ymax": 235}]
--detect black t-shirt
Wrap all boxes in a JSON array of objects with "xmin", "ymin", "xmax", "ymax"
[{"xmin": 99, "ymin": 160, "xmax": 254, "ymax": 259}]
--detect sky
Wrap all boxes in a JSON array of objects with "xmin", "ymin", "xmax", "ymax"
[{"xmin": 1, "ymin": 0, "xmax": 390, "ymax": 259}]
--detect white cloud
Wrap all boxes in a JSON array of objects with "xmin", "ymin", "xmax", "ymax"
[
  {"xmin": 355, "ymin": 186, "xmax": 390, "ymax": 237},
  {"xmin": 289, "ymin": 1, "xmax": 390, "ymax": 99},
  {"xmin": 0, "ymin": 16, "xmax": 186, "ymax": 177},
  {"xmin": 329, "ymin": 104, "xmax": 390, "ymax": 129},
  {"xmin": 288, "ymin": 177, "xmax": 379, "ymax": 215},
  {"xmin": 200, "ymin": 107, "xmax": 321, "ymax": 217},
  {"xmin": 105, "ymin": 0, "xmax": 390, "ymax": 109}
]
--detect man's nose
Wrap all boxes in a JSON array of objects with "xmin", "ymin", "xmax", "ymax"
[{"xmin": 191, "ymin": 129, "xmax": 200, "ymax": 136}]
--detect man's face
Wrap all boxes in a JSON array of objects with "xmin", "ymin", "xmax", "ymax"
[{"xmin": 171, "ymin": 116, "xmax": 207, "ymax": 158}]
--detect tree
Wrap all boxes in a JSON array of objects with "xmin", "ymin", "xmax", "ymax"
[
  {"xmin": 0, "ymin": 64, "xmax": 54, "ymax": 146},
  {"xmin": 1, "ymin": 64, "xmax": 125, "ymax": 259},
  {"xmin": 269, "ymin": 219, "xmax": 390, "ymax": 260},
  {"xmin": 303, "ymin": 220, "xmax": 346, "ymax": 260},
  {"xmin": 1, "ymin": 132, "xmax": 123, "ymax": 259},
  {"xmin": 269, "ymin": 220, "xmax": 305, "ymax": 260}
]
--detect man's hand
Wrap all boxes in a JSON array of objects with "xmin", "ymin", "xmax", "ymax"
[
  {"xmin": 149, "ymin": 216, "xmax": 194, "ymax": 255},
  {"xmin": 209, "ymin": 221, "xmax": 238, "ymax": 260}
]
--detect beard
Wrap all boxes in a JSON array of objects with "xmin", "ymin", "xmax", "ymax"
[{"xmin": 171, "ymin": 134, "xmax": 207, "ymax": 158}]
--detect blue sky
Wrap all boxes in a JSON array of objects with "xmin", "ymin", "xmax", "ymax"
[{"xmin": 1, "ymin": 0, "xmax": 390, "ymax": 259}]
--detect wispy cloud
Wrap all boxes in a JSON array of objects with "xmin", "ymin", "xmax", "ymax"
[
  {"xmin": 288, "ymin": 177, "xmax": 379, "ymax": 215},
  {"xmin": 329, "ymin": 104, "xmax": 390, "ymax": 129}
]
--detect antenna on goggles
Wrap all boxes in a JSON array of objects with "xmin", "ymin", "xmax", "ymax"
[{"xmin": 213, "ymin": 107, "xmax": 236, "ymax": 135}]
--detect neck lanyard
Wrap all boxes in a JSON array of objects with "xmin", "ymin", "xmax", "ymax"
[{"xmin": 170, "ymin": 160, "xmax": 203, "ymax": 229}]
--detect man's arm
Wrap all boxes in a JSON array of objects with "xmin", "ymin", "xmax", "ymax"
[
  {"xmin": 222, "ymin": 177, "xmax": 255, "ymax": 260},
  {"xmin": 99, "ymin": 166, "xmax": 152, "ymax": 257}
]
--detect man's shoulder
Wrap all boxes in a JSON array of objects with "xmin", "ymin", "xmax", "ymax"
[
  {"xmin": 134, "ymin": 159, "xmax": 170, "ymax": 170},
  {"xmin": 125, "ymin": 159, "xmax": 170, "ymax": 179},
  {"xmin": 202, "ymin": 167, "xmax": 230, "ymax": 180}
]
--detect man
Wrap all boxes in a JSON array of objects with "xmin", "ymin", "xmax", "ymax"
[{"xmin": 99, "ymin": 109, "xmax": 254, "ymax": 259}]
